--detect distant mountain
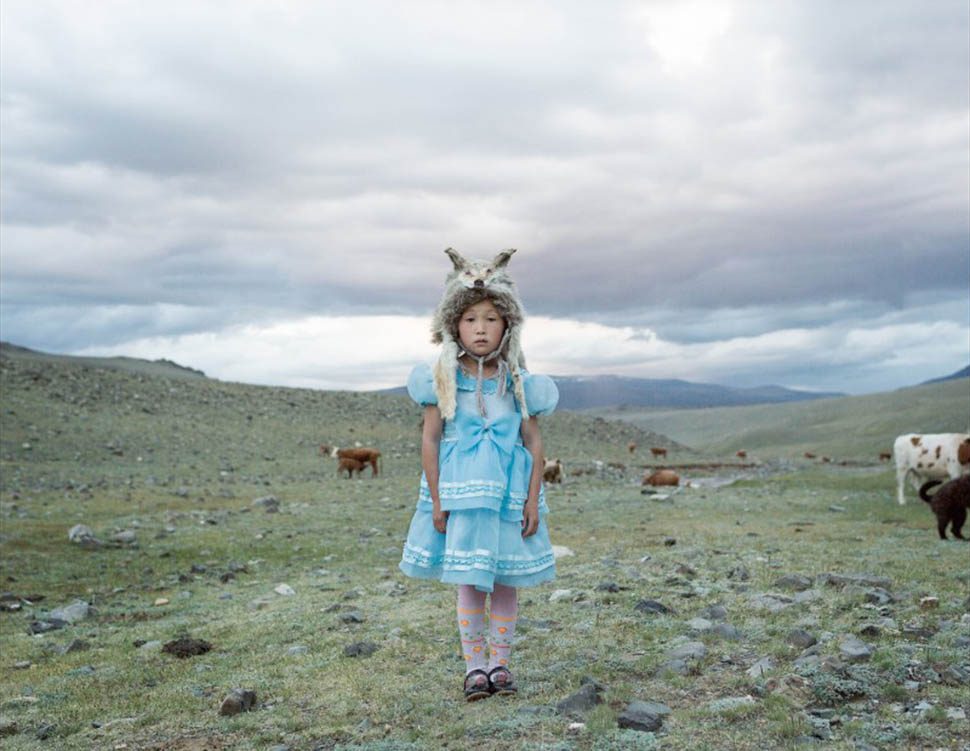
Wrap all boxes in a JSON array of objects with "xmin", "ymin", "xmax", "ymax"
[
  {"xmin": 381, "ymin": 372, "xmax": 844, "ymax": 410},
  {"xmin": 550, "ymin": 375, "xmax": 844, "ymax": 410},
  {"xmin": 921, "ymin": 365, "xmax": 970, "ymax": 385}
]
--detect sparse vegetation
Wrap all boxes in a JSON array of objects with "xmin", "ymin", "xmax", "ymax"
[{"xmin": 1, "ymin": 350, "xmax": 967, "ymax": 750}]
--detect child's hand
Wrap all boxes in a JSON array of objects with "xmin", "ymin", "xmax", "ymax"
[
  {"xmin": 432, "ymin": 507, "xmax": 449, "ymax": 534},
  {"xmin": 521, "ymin": 499, "xmax": 539, "ymax": 537}
]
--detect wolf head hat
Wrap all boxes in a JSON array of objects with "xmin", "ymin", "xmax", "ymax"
[{"xmin": 431, "ymin": 247, "xmax": 529, "ymax": 420}]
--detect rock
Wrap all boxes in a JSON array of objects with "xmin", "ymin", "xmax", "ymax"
[
  {"xmin": 556, "ymin": 682, "xmax": 602, "ymax": 716},
  {"xmin": 551, "ymin": 545, "xmax": 574, "ymax": 558},
  {"xmin": 816, "ymin": 572, "xmax": 891, "ymax": 589},
  {"xmin": 656, "ymin": 658, "xmax": 689, "ymax": 675},
  {"xmin": 666, "ymin": 641, "xmax": 707, "ymax": 661},
  {"xmin": 774, "ymin": 575, "xmax": 812, "ymax": 591},
  {"xmin": 343, "ymin": 641, "xmax": 378, "ymax": 658},
  {"xmin": 248, "ymin": 598, "xmax": 271, "ymax": 610},
  {"xmin": 253, "ymin": 495, "xmax": 279, "ymax": 512},
  {"xmin": 946, "ymin": 707, "xmax": 966, "ymax": 721},
  {"xmin": 49, "ymin": 600, "xmax": 91, "ymax": 624},
  {"xmin": 859, "ymin": 623, "xmax": 882, "ymax": 636},
  {"xmin": 700, "ymin": 603, "xmax": 727, "ymax": 620},
  {"xmin": 67, "ymin": 524, "xmax": 95, "ymax": 542},
  {"xmin": 727, "ymin": 566, "xmax": 749, "ymax": 581},
  {"xmin": 162, "ymin": 637, "xmax": 213, "ymax": 658},
  {"xmin": 664, "ymin": 537, "xmax": 677, "ymax": 546},
  {"xmin": 109, "ymin": 530, "xmax": 137, "ymax": 544},
  {"xmin": 219, "ymin": 689, "xmax": 257, "ymax": 716},
  {"xmin": 864, "ymin": 588, "xmax": 894, "ymax": 605},
  {"xmin": 634, "ymin": 599, "xmax": 674, "ymax": 615},
  {"xmin": 549, "ymin": 589, "xmax": 573, "ymax": 603},
  {"xmin": 712, "ymin": 623, "xmax": 741, "ymax": 640},
  {"xmin": 828, "ymin": 505, "xmax": 846, "ymax": 512},
  {"xmin": 154, "ymin": 598, "xmax": 170, "ymax": 607},
  {"xmin": 273, "ymin": 583, "xmax": 295, "ymax": 596},
  {"xmin": 793, "ymin": 589, "xmax": 823, "ymax": 604},
  {"xmin": 786, "ymin": 629, "xmax": 818, "ymax": 649},
  {"xmin": 13, "ymin": 661, "xmax": 31, "ymax": 670},
  {"xmin": 941, "ymin": 664, "xmax": 970, "ymax": 685},
  {"xmin": 708, "ymin": 696, "xmax": 757, "ymax": 714},
  {"xmin": 0, "ymin": 717, "xmax": 18, "ymax": 736},
  {"xmin": 138, "ymin": 640, "xmax": 163, "ymax": 651},
  {"xmin": 29, "ymin": 619, "xmax": 68, "ymax": 634},
  {"xmin": 747, "ymin": 593, "xmax": 793, "ymax": 613},
  {"xmin": 918, "ymin": 596, "xmax": 939, "ymax": 609},
  {"xmin": 687, "ymin": 618, "xmax": 713, "ymax": 633},
  {"xmin": 286, "ymin": 645, "xmax": 308, "ymax": 656},
  {"xmin": 595, "ymin": 582, "xmax": 620, "ymax": 593},
  {"xmin": 339, "ymin": 611, "xmax": 364, "ymax": 624},
  {"xmin": 57, "ymin": 638, "xmax": 89, "ymax": 655},
  {"xmin": 747, "ymin": 657, "xmax": 775, "ymax": 678},
  {"xmin": 902, "ymin": 625, "xmax": 936, "ymax": 639},
  {"xmin": 617, "ymin": 700, "xmax": 671, "ymax": 732},
  {"xmin": 839, "ymin": 637, "xmax": 873, "ymax": 662}
]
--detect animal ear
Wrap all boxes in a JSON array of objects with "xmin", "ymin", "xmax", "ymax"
[
  {"xmin": 492, "ymin": 248, "xmax": 516, "ymax": 268},
  {"xmin": 444, "ymin": 247, "xmax": 468, "ymax": 271}
]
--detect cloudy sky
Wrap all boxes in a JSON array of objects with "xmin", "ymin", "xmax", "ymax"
[{"xmin": 2, "ymin": 0, "xmax": 967, "ymax": 395}]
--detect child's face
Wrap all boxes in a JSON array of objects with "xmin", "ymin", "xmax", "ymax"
[{"xmin": 457, "ymin": 299, "xmax": 506, "ymax": 357}]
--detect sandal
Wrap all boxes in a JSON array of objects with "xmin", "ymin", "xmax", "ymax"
[
  {"xmin": 463, "ymin": 669, "xmax": 491, "ymax": 701},
  {"xmin": 487, "ymin": 666, "xmax": 517, "ymax": 696}
]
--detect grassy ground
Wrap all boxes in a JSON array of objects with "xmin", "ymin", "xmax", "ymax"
[{"xmin": 1, "ymin": 354, "xmax": 968, "ymax": 750}]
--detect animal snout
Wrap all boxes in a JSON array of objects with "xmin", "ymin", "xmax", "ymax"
[{"xmin": 473, "ymin": 279, "xmax": 484, "ymax": 288}]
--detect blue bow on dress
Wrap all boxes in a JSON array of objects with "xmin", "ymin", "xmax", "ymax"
[{"xmin": 454, "ymin": 408, "xmax": 521, "ymax": 459}]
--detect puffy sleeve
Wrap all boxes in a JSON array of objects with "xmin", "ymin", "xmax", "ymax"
[
  {"xmin": 523, "ymin": 372, "xmax": 559, "ymax": 416},
  {"xmin": 406, "ymin": 362, "xmax": 438, "ymax": 406}
]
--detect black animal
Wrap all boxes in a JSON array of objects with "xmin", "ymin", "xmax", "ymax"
[{"xmin": 919, "ymin": 476, "xmax": 970, "ymax": 540}]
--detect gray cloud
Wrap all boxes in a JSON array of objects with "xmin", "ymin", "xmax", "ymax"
[{"xmin": 1, "ymin": 0, "xmax": 967, "ymax": 391}]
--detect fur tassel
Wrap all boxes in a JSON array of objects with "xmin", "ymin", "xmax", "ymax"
[
  {"xmin": 434, "ymin": 337, "xmax": 460, "ymax": 420},
  {"xmin": 508, "ymin": 360, "xmax": 529, "ymax": 419}
]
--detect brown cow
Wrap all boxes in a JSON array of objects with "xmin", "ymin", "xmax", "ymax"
[
  {"xmin": 879, "ymin": 452, "xmax": 892, "ymax": 461},
  {"xmin": 643, "ymin": 469, "xmax": 680, "ymax": 486},
  {"xmin": 736, "ymin": 450, "xmax": 747, "ymax": 459},
  {"xmin": 543, "ymin": 458, "xmax": 563, "ymax": 484},
  {"xmin": 337, "ymin": 456, "xmax": 365, "ymax": 479},
  {"xmin": 628, "ymin": 442, "xmax": 637, "ymax": 453},
  {"xmin": 332, "ymin": 447, "xmax": 381, "ymax": 476},
  {"xmin": 804, "ymin": 452, "xmax": 816, "ymax": 459},
  {"xmin": 649, "ymin": 447, "xmax": 668, "ymax": 458}
]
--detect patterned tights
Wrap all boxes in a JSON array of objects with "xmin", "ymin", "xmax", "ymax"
[{"xmin": 457, "ymin": 583, "xmax": 518, "ymax": 676}]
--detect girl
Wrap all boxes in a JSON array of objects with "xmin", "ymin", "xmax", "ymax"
[{"xmin": 399, "ymin": 248, "xmax": 559, "ymax": 701}]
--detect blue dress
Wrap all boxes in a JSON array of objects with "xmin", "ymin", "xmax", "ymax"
[{"xmin": 399, "ymin": 363, "xmax": 559, "ymax": 593}]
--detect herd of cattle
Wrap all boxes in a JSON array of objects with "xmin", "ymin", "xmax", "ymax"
[{"xmin": 318, "ymin": 432, "xmax": 970, "ymax": 537}]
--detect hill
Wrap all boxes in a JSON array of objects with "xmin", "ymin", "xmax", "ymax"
[
  {"xmin": 0, "ymin": 341, "xmax": 207, "ymax": 381},
  {"xmin": 922, "ymin": 364, "xmax": 970, "ymax": 384},
  {"xmin": 382, "ymin": 372, "xmax": 844, "ymax": 409},
  {"xmin": 590, "ymin": 377, "xmax": 970, "ymax": 459},
  {"xmin": 0, "ymin": 343, "xmax": 683, "ymax": 496}
]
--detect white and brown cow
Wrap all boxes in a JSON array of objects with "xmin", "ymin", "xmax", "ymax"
[{"xmin": 893, "ymin": 432, "xmax": 970, "ymax": 505}]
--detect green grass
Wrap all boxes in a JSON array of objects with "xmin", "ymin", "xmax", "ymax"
[{"xmin": 1, "ymin": 352, "xmax": 969, "ymax": 750}]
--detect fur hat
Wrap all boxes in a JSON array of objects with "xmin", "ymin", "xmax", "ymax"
[{"xmin": 431, "ymin": 247, "xmax": 529, "ymax": 420}]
